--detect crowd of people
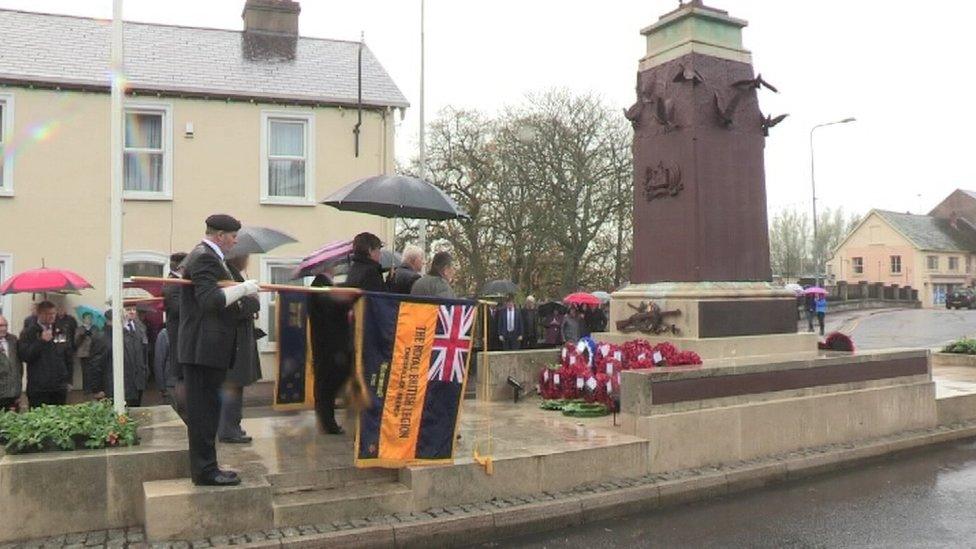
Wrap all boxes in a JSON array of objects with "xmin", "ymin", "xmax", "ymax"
[{"xmin": 0, "ymin": 213, "xmax": 614, "ymax": 486}]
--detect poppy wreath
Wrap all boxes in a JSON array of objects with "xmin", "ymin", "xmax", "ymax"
[
  {"xmin": 538, "ymin": 365, "xmax": 562, "ymax": 400},
  {"xmin": 818, "ymin": 331, "xmax": 855, "ymax": 352}
]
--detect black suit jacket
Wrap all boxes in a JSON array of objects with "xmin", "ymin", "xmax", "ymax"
[
  {"xmin": 495, "ymin": 307, "xmax": 523, "ymax": 339},
  {"xmin": 177, "ymin": 243, "xmax": 239, "ymax": 370},
  {"xmin": 162, "ymin": 272, "xmax": 182, "ymax": 381}
]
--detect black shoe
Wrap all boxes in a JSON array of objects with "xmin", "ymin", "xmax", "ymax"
[
  {"xmin": 219, "ymin": 435, "xmax": 253, "ymax": 444},
  {"xmin": 194, "ymin": 471, "xmax": 241, "ymax": 487},
  {"xmin": 218, "ymin": 469, "xmax": 239, "ymax": 479},
  {"xmin": 324, "ymin": 423, "xmax": 345, "ymax": 435}
]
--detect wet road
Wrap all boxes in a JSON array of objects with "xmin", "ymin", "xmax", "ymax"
[
  {"xmin": 488, "ymin": 438, "xmax": 976, "ymax": 548},
  {"xmin": 843, "ymin": 308, "xmax": 976, "ymax": 350}
]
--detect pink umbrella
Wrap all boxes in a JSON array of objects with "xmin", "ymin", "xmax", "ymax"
[
  {"xmin": 0, "ymin": 267, "xmax": 93, "ymax": 295},
  {"xmin": 803, "ymin": 287, "xmax": 828, "ymax": 295},
  {"xmin": 292, "ymin": 240, "xmax": 353, "ymax": 279}
]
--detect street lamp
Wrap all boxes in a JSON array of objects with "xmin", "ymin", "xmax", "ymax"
[{"xmin": 810, "ymin": 117, "xmax": 856, "ymax": 286}]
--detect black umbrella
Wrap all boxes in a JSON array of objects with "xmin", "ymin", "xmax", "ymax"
[
  {"xmin": 321, "ymin": 175, "xmax": 469, "ymax": 221},
  {"xmin": 482, "ymin": 280, "xmax": 519, "ymax": 296},
  {"xmin": 227, "ymin": 226, "xmax": 297, "ymax": 259},
  {"xmin": 538, "ymin": 301, "xmax": 568, "ymax": 318}
]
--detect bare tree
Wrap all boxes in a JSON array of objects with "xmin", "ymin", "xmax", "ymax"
[
  {"xmin": 769, "ymin": 208, "xmax": 810, "ymax": 280},
  {"xmin": 511, "ymin": 90, "xmax": 632, "ymax": 295}
]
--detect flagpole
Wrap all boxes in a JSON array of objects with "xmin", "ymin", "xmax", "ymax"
[
  {"xmin": 417, "ymin": 0, "xmax": 428, "ymax": 254},
  {"xmin": 109, "ymin": 0, "xmax": 126, "ymax": 414}
]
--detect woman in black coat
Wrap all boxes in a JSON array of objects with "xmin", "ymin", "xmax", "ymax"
[
  {"xmin": 217, "ymin": 254, "xmax": 262, "ymax": 443},
  {"xmin": 309, "ymin": 232, "xmax": 384, "ymax": 434},
  {"xmin": 343, "ymin": 232, "xmax": 386, "ymax": 293}
]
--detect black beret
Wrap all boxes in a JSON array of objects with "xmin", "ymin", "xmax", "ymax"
[{"xmin": 205, "ymin": 214, "xmax": 241, "ymax": 232}]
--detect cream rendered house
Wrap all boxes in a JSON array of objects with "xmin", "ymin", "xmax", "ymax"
[
  {"xmin": 0, "ymin": 1, "xmax": 408, "ymax": 381},
  {"xmin": 827, "ymin": 207, "xmax": 976, "ymax": 307}
]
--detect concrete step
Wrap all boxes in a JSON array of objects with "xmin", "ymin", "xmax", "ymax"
[
  {"xmin": 268, "ymin": 467, "xmax": 398, "ymax": 494},
  {"xmin": 273, "ymin": 481, "xmax": 413, "ymax": 527}
]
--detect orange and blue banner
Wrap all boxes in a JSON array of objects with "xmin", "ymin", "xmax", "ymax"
[{"xmin": 355, "ymin": 293, "xmax": 477, "ymax": 468}]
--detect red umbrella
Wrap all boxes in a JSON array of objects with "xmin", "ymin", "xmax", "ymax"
[
  {"xmin": 803, "ymin": 287, "xmax": 828, "ymax": 296},
  {"xmin": 0, "ymin": 267, "xmax": 93, "ymax": 295},
  {"xmin": 563, "ymin": 292, "xmax": 601, "ymax": 307}
]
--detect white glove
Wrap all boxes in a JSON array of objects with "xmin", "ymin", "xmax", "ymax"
[{"xmin": 223, "ymin": 280, "xmax": 260, "ymax": 307}]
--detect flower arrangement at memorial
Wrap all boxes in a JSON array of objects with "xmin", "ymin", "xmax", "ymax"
[
  {"xmin": 538, "ymin": 337, "xmax": 703, "ymax": 416},
  {"xmin": 818, "ymin": 332, "xmax": 856, "ymax": 352},
  {"xmin": 0, "ymin": 400, "xmax": 139, "ymax": 454}
]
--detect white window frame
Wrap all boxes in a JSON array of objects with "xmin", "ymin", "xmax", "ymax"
[
  {"xmin": 123, "ymin": 101, "xmax": 173, "ymax": 201},
  {"xmin": 105, "ymin": 251, "xmax": 169, "ymax": 302},
  {"xmin": 890, "ymin": 255, "xmax": 901, "ymax": 274},
  {"xmin": 260, "ymin": 110, "xmax": 316, "ymax": 206},
  {"xmin": 927, "ymin": 255, "xmax": 939, "ymax": 271},
  {"xmin": 0, "ymin": 253, "xmax": 13, "ymax": 321},
  {"xmin": 852, "ymin": 257, "xmax": 864, "ymax": 275},
  {"xmin": 122, "ymin": 250, "xmax": 168, "ymax": 277},
  {"xmin": 0, "ymin": 93, "xmax": 14, "ymax": 196},
  {"xmin": 949, "ymin": 256, "xmax": 960, "ymax": 272},
  {"xmin": 259, "ymin": 257, "xmax": 310, "ymax": 352}
]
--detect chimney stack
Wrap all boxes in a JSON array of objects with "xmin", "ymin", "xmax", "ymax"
[{"xmin": 242, "ymin": 0, "xmax": 301, "ymax": 37}]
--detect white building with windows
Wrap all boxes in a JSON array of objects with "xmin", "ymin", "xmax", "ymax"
[{"xmin": 0, "ymin": 2, "xmax": 407, "ymax": 380}]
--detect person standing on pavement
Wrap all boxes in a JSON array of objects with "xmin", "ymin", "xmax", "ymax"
[
  {"xmin": 344, "ymin": 232, "xmax": 386, "ymax": 292},
  {"xmin": 309, "ymin": 264, "xmax": 354, "ymax": 434},
  {"xmin": 217, "ymin": 253, "xmax": 262, "ymax": 444},
  {"xmin": 163, "ymin": 252, "xmax": 187, "ymax": 420},
  {"xmin": 561, "ymin": 306, "xmax": 582, "ymax": 344},
  {"xmin": 179, "ymin": 214, "xmax": 258, "ymax": 487},
  {"xmin": 411, "ymin": 251, "xmax": 457, "ymax": 299},
  {"xmin": 815, "ymin": 294, "xmax": 828, "ymax": 336},
  {"xmin": 804, "ymin": 293, "xmax": 816, "ymax": 333},
  {"xmin": 522, "ymin": 296, "xmax": 539, "ymax": 349},
  {"xmin": 100, "ymin": 307, "xmax": 149, "ymax": 408},
  {"xmin": 18, "ymin": 301, "xmax": 73, "ymax": 407},
  {"xmin": 496, "ymin": 294, "xmax": 523, "ymax": 350},
  {"xmin": 0, "ymin": 315, "xmax": 24, "ymax": 411},
  {"xmin": 387, "ymin": 245, "xmax": 424, "ymax": 294}
]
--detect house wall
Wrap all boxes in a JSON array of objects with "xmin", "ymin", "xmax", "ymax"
[
  {"xmin": 0, "ymin": 86, "xmax": 397, "ymax": 378},
  {"xmin": 828, "ymin": 212, "xmax": 974, "ymax": 307}
]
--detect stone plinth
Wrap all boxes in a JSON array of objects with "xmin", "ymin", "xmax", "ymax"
[
  {"xmin": 606, "ymin": 281, "xmax": 812, "ymax": 359},
  {"xmin": 619, "ymin": 349, "xmax": 936, "ymax": 472},
  {"xmin": 476, "ymin": 349, "xmax": 560, "ymax": 401},
  {"xmin": 143, "ymin": 477, "xmax": 274, "ymax": 541},
  {"xmin": 0, "ymin": 436, "xmax": 188, "ymax": 542}
]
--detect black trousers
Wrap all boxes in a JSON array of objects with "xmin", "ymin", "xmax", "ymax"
[
  {"xmin": 501, "ymin": 334, "xmax": 521, "ymax": 351},
  {"xmin": 313, "ymin": 350, "xmax": 351, "ymax": 429},
  {"xmin": 28, "ymin": 390, "xmax": 67, "ymax": 408},
  {"xmin": 183, "ymin": 364, "xmax": 227, "ymax": 482}
]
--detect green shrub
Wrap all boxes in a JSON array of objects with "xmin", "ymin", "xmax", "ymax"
[
  {"xmin": 0, "ymin": 400, "xmax": 138, "ymax": 454},
  {"xmin": 942, "ymin": 338, "xmax": 976, "ymax": 355}
]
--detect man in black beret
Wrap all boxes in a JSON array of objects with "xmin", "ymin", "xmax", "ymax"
[{"xmin": 178, "ymin": 214, "xmax": 258, "ymax": 486}]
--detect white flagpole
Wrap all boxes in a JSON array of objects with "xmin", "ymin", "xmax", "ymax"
[
  {"xmin": 110, "ymin": 0, "xmax": 126, "ymax": 414},
  {"xmin": 417, "ymin": 0, "xmax": 428, "ymax": 253}
]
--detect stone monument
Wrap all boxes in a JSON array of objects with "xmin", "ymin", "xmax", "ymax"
[{"xmin": 608, "ymin": 0, "xmax": 813, "ymax": 358}]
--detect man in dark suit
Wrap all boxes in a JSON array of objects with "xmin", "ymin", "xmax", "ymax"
[
  {"xmin": 19, "ymin": 301, "xmax": 73, "ymax": 407},
  {"xmin": 496, "ymin": 294, "xmax": 524, "ymax": 351},
  {"xmin": 179, "ymin": 214, "xmax": 258, "ymax": 487},
  {"xmin": 163, "ymin": 252, "xmax": 187, "ymax": 420}
]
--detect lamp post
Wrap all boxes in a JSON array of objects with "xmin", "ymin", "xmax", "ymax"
[
  {"xmin": 417, "ymin": 0, "xmax": 427, "ymax": 253},
  {"xmin": 810, "ymin": 117, "xmax": 856, "ymax": 286}
]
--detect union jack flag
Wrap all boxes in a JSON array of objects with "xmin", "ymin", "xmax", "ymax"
[{"xmin": 427, "ymin": 304, "xmax": 476, "ymax": 384}]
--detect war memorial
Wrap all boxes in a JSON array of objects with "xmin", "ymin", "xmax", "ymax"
[{"xmin": 3, "ymin": 2, "xmax": 976, "ymax": 546}]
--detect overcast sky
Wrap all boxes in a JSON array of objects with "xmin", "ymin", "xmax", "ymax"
[{"xmin": 2, "ymin": 0, "xmax": 973, "ymax": 218}]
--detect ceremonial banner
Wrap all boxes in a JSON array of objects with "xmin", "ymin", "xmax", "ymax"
[
  {"xmin": 274, "ymin": 291, "xmax": 315, "ymax": 410},
  {"xmin": 355, "ymin": 293, "xmax": 477, "ymax": 468}
]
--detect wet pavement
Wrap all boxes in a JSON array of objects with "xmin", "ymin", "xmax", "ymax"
[
  {"xmin": 841, "ymin": 308, "xmax": 976, "ymax": 350},
  {"xmin": 143, "ymin": 400, "xmax": 642, "ymax": 478},
  {"xmin": 492, "ymin": 437, "xmax": 976, "ymax": 548}
]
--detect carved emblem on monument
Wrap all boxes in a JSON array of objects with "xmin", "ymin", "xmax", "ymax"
[
  {"xmin": 642, "ymin": 161, "xmax": 683, "ymax": 201},
  {"xmin": 616, "ymin": 301, "xmax": 681, "ymax": 335}
]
